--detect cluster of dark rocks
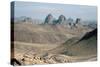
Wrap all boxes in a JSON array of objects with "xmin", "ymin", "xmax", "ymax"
[
  {"xmin": 44, "ymin": 14, "xmax": 67, "ymax": 24},
  {"xmin": 44, "ymin": 14, "xmax": 81, "ymax": 28}
]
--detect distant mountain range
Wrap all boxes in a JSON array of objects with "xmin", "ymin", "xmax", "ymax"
[{"xmin": 13, "ymin": 14, "xmax": 97, "ymax": 29}]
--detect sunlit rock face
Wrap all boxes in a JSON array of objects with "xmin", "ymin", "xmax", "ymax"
[
  {"xmin": 57, "ymin": 15, "xmax": 66, "ymax": 24},
  {"xmin": 75, "ymin": 18, "xmax": 81, "ymax": 24},
  {"xmin": 74, "ymin": 18, "xmax": 82, "ymax": 28},
  {"xmin": 44, "ymin": 14, "xmax": 54, "ymax": 24}
]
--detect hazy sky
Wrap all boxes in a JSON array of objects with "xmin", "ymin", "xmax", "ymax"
[{"xmin": 14, "ymin": 1, "xmax": 97, "ymax": 21}]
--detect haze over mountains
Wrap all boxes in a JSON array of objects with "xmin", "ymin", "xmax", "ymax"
[{"xmin": 14, "ymin": 14, "xmax": 97, "ymax": 29}]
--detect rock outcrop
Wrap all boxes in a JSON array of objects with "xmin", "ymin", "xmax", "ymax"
[
  {"xmin": 57, "ymin": 15, "xmax": 66, "ymax": 24},
  {"xmin": 44, "ymin": 14, "xmax": 54, "ymax": 24}
]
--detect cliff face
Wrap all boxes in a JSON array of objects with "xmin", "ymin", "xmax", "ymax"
[
  {"xmin": 44, "ymin": 14, "xmax": 54, "ymax": 24},
  {"xmin": 57, "ymin": 15, "xmax": 66, "ymax": 24}
]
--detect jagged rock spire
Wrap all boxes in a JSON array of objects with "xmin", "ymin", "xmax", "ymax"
[
  {"xmin": 44, "ymin": 14, "xmax": 53, "ymax": 24},
  {"xmin": 75, "ymin": 18, "xmax": 81, "ymax": 24},
  {"xmin": 57, "ymin": 15, "xmax": 66, "ymax": 24}
]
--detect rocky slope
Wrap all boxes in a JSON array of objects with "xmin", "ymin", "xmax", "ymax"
[
  {"xmin": 13, "ymin": 22, "xmax": 92, "ymax": 44},
  {"xmin": 48, "ymin": 28, "xmax": 97, "ymax": 56},
  {"xmin": 11, "ymin": 22, "xmax": 96, "ymax": 65}
]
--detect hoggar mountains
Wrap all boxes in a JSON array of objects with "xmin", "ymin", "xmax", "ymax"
[{"xmin": 11, "ymin": 13, "xmax": 97, "ymax": 65}]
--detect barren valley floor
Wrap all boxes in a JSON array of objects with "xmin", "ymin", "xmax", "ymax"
[{"xmin": 11, "ymin": 23, "xmax": 97, "ymax": 65}]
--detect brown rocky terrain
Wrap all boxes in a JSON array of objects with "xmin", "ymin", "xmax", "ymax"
[{"xmin": 11, "ymin": 22, "xmax": 97, "ymax": 66}]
